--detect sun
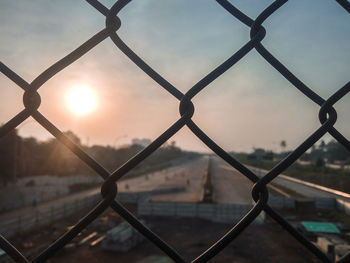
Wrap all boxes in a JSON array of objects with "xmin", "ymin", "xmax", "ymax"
[{"xmin": 67, "ymin": 86, "xmax": 97, "ymax": 115}]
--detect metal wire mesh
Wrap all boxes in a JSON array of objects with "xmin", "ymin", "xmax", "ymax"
[{"xmin": 1, "ymin": 0, "xmax": 350, "ymax": 262}]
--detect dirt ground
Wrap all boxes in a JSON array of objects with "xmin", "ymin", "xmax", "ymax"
[
  {"xmin": 8, "ymin": 204, "xmax": 349, "ymax": 263},
  {"xmin": 46, "ymin": 216, "xmax": 319, "ymax": 263}
]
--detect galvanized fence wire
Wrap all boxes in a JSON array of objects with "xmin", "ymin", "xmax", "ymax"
[{"xmin": 0, "ymin": 0, "xmax": 349, "ymax": 262}]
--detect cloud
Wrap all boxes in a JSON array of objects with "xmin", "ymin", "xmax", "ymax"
[{"xmin": 1, "ymin": 0, "xmax": 349, "ymax": 152}]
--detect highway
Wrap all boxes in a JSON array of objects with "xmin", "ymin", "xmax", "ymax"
[
  {"xmin": 250, "ymin": 166, "xmax": 350, "ymax": 201},
  {"xmin": 210, "ymin": 156, "xmax": 350, "ymax": 203},
  {"xmin": 1, "ymin": 155, "xmax": 348, "ymax": 237},
  {"xmin": 0, "ymin": 156, "xmax": 208, "ymax": 234},
  {"xmin": 211, "ymin": 157, "xmax": 254, "ymax": 205},
  {"xmin": 118, "ymin": 156, "xmax": 208, "ymax": 202}
]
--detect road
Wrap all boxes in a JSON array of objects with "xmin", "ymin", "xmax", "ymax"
[
  {"xmin": 2, "ymin": 155, "xmax": 347, "ymax": 236},
  {"xmin": 118, "ymin": 156, "xmax": 208, "ymax": 202},
  {"xmin": 250, "ymin": 166, "xmax": 350, "ymax": 201},
  {"xmin": 211, "ymin": 156, "xmax": 254, "ymax": 205},
  {"xmin": 210, "ymin": 157, "xmax": 350, "ymax": 203},
  {"xmin": 0, "ymin": 156, "xmax": 208, "ymax": 232},
  {"xmin": 272, "ymin": 176, "xmax": 342, "ymax": 198}
]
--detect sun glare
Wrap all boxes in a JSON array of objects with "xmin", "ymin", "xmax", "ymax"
[{"xmin": 67, "ymin": 86, "xmax": 96, "ymax": 115}]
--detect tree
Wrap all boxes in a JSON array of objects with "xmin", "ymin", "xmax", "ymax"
[
  {"xmin": 319, "ymin": 140, "xmax": 326, "ymax": 152},
  {"xmin": 63, "ymin": 130, "xmax": 81, "ymax": 146},
  {"xmin": 316, "ymin": 157, "xmax": 325, "ymax": 167},
  {"xmin": 280, "ymin": 140, "xmax": 287, "ymax": 152},
  {"xmin": 0, "ymin": 129, "xmax": 20, "ymax": 185},
  {"xmin": 325, "ymin": 140, "xmax": 350, "ymax": 163}
]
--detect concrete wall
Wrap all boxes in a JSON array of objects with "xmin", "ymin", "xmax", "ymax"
[
  {"xmin": 115, "ymin": 187, "xmax": 186, "ymax": 204},
  {"xmin": 16, "ymin": 175, "xmax": 103, "ymax": 187},
  {"xmin": 315, "ymin": 197, "xmax": 336, "ymax": 209},
  {"xmin": 137, "ymin": 202, "xmax": 264, "ymax": 224},
  {"xmin": 116, "ymin": 192, "xmax": 141, "ymax": 203},
  {"xmin": 268, "ymin": 196, "xmax": 337, "ymax": 210},
  {"xmin": 268, "ymin": 196, "xmax": 295, "ymax": 209},
  {"xmin": 0, "ymin": 194, "xmax": 101, "ymax": 238},
  {"xmin": 122, "ymin": 193, "xmax": 347, "ymax": 219},
  {"xmin": 0, "ymin": 175, "xmax": 103, "ymax": 212},
  {"xmin": 1, "ymin": 190, "xmax": 348, "ymax": 239},
  {"xmin": 336, "ymin": 199, "xmax": 350, "ymax": 216}
]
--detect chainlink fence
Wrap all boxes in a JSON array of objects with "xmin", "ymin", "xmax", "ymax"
[{"xmin": 1, "ymin": 0, "xmax": 350, "ymax": 262}]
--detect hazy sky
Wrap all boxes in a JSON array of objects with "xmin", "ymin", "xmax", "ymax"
[{"xmin": 1, "ymin": 0, "xmax": 349, "ymax": 152}]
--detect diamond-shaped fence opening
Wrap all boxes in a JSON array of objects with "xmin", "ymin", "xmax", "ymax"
[{"xmin": 0, "ymin": 0, "xmax": 350, "ymax": 262}]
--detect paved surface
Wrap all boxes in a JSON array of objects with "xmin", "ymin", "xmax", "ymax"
[
  {"xmin": 273, "ymin": 176, "xmax": 340, "ymax": 198},
  {"xmin": 211, "ymin": 157, "xmax": 254, "ymax": 205},
  {"xmin": 119, "ymin": 156, "xmax": 208, "ymax": 202},
  {"xmin": 251, "ymin": 167, "xmax": 350, "ymax": 201},
  {"xmin": 0, "ymin": 157, "xmax": 208, "ymax": 227},
  {"xmin": 4, "ymin": 155, "xmax": 347, "ymax": 235}
]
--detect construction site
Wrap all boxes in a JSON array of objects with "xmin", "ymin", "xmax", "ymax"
[{"xmin": 1, "ymin": 156, "xmax": 350, "ymax": 262}]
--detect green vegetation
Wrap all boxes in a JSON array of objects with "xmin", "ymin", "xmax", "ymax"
[
  {"xmin": 0, "ymin": 129, "xmax": 199, "ymax": 185},
  {"xmin": 233, "ymin": 140, "xmax": 350, "ymax": 193},
  {"xmin": 202, "ymin": 157, "xmax": 213, "ymax": 203},
  {"xmin": 301, "ymin": 140, "xmax": 350, "ymax": 164}
]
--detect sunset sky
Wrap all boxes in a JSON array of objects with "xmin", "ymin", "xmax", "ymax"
[{"xmin": 1, "ymin": 0, "xmax": 349, "ymax": 152}]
